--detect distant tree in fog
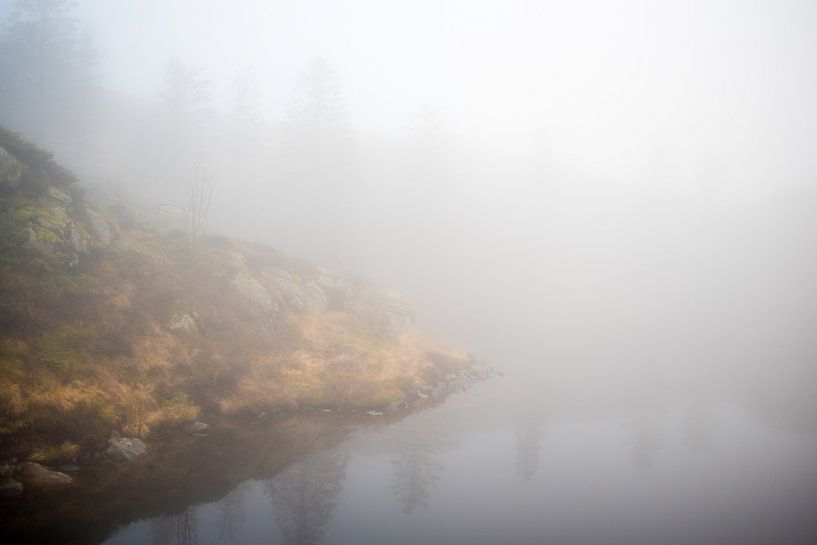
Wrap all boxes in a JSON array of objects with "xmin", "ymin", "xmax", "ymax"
[
  {"xmin": 285, "ymin": 56, "xmax": 349, "ymax": 169},
  {"xmin": 0, "ymin": 0, "xmax": 97, "ymax": 137},
  {"xmin": 229, "ymin": 69, "xmax": 261, "ymax": 172},
  {"xmin": 407, "ymin": 103, "xmax": 446, "ymax": 172},
  {"xmin": 232, "ymin": 69, "xmax": 259, "ymax": 125},
  {"xmin": 159, "ymin": 58, "xmax": 210, "ymax": 121}
]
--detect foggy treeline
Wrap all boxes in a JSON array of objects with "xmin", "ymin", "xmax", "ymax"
[{"xmin": 2, "ymin": 0, "xmax": 816, "ymax": 427}]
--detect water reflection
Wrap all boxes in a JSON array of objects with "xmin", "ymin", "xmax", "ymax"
[
  {"xmin": 390, "ymin": 449, "xmax": 444, "ymax": 513},
  {"xmin": 151, "ymin": 507, "xmax": 199, "ymax": 545},
  {"xmin": 514, "ymin": 412, "xmax": 545, "ymax": 480},
  {"xmin": 57, "ymin": 380, "xmax": 817, "ymax": 545},
  {"xmin": 630, "ymin": 412, "xmax": 665, "ymax": 469},
  {"xmin": 683, "ymin": 400, "xmax": 713, "ymax": 452},
  {"xmin": 264, "ymin": 450, "xmax": 349, "ymax": 545},
  {"xmin": 217, "ymin": 482, "xmax": 249, "ymax": 544}
]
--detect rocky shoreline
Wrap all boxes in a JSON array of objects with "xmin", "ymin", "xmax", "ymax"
[{"xmin": 0, "ymin": 361, "xmax": 501, "ymax": 505}]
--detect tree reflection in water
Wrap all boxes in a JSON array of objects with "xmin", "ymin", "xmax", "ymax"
[
  {"xmin": 264, "ymin": 450, "xmax": 349, "ymax": 545},
  {"xmin": 514, "ymin": 412, "xmax": 545, "ymax": 481},
  {"xmin": 631, "ymin": 413, "xmax": 665, "ymax": 469},
  {"xmin": 390, "ymin": 449, "xmax": 444, "ymax": 514},
  {"xmin": 151, "ymin": 506, "xmax": 199, "ymax": 545},
  {"xmin": 218, "ymin": 481, "xmax": 249, "ymax": 544}
]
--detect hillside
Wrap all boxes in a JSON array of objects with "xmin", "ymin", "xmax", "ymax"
[{"xmin": 0, "ymin": 128, "xmax": 479, "ymax": 464}]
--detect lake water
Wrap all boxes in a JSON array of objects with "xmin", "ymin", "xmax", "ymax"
[{"xmin": 101, "ymin": 377, "xmax": 817, "ymax": 545}]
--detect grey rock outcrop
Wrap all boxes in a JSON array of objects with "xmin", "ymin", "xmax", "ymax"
[
  {"xmin": 105, "ymin": 433, "xmax": 146, "ymax": 463},
  {"xmin": 232, "ymin": 272, "xmax": 278, "ymax": 312},
  {"xmin": 86, "ymin": 207, "xmax": 119, "ymax": 245},
  {"xmin": 0, "ymin": 481, "xmax": 23, "ymax": 496},
  {"xmin": 264, "ymin": 266, "xmax": 328, "ymax": 312},
  {"xmin": 169, "ymin": 312, "xmax": 197, "ymax": 334},
  {"xmin": 0, "ymin": 146, "xmax": 23, "ymax": 190}
]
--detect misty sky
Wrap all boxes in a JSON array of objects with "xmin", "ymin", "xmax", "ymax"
[{"xmin": 3, "ymin": 0, "xmax": 812, "ymax": 191}]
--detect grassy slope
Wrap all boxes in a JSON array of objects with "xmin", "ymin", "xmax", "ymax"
[{"xmin": 0, "ymin": 129, "xmax": 474, "ymax": 462}]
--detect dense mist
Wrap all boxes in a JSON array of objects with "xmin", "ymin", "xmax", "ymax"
[
  {"xmin": 0, "ymin": 0, "xmax": 817, "ymax": 544},
  {"xmin": 3, "ymin": 0, "xmax": 817, "ymax": 416},
  {"xmin": 2, "ymin": 0, "xmax": 816, "ymax": 415}
]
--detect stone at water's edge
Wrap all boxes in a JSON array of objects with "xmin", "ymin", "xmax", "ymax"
[
  {"xmin": 106, "ymin": 433, "xmax": 147, "ymax": 463},
  {"xmin": 0, "ymin": 481, "xmax": 23, "ymax": 496},
  {"xmin": 182, "ymin": 421, "xmax": 210, "ymax": 436},
  {"xmin": 19, "ymin": 463, "xmax": 72, "ymax": 487}
]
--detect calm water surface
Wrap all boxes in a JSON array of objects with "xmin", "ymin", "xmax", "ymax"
[{"xmin": 104, "ymin": 378, "xmax": 817, "ymax": 545}]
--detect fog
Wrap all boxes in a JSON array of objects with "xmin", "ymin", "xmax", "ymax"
[
  {"xmin": 3, "ymin": 0, "xmax": 817, "ymax": 418},
  {"xmin": 2, "ymin": 2, "xmax": 817, "ymax": 542}
]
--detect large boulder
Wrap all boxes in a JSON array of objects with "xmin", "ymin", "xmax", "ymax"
[
  {"xmin": 0, "ymin": 481, "xmax": 23, "ymax": 496},
  {"xmin": 169, "ymin": 312, "xmax": 197, "ymax": 334},
  {"xmin": 264, "ymin": 266, "xmax": 327, "ymax": 312},
  {"xmin": 315, "ymin": 267, "xmax": 354, "ymax": 309},
  {"xmin": 105, "ymin": 433, "xmax": 146, "ymax": 463},
  {"xmin": 18, "ymin": 463, "xmax": 72, "ymax": 487},
  {"xmin": 232, "ymin": 272, "xmax": 278, "ymax": 312},
  {"xmin": 86, "ymin": 207, "xmax": 119, "ymax": 245}
]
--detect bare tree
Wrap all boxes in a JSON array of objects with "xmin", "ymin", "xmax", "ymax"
[{"xmin": 185, "ymin": 160, "xmax": 214, "ymax": 245}]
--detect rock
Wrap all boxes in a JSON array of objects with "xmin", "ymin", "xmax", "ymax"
[
  {"xmin": 105, "ymin": 433, "xmax": 146, "ymax": 463},
  {"xmin": 232, "ymin": 272, "xmax": 277, "ymax": 312},
  {"xmin": 59, "ymin": 465, "xmax": 80, "ymax": 473},
  {"xmin": 19, "ymin": 463, "xmax": 72, "ymax": 486},
  {"xmin": 378, "ymin": 290, "xmax": 416, "ymax": 331},
  {"xmin": 366, "ymin": 410, "xmax": 384, "ymax": 416},
  {"xmin": 169, "ymin": 312, "xmax": 197, "ymax": 334},
  {"xmin": 0, "ymin": 481, "xmax": 23, "ymax": 496},
  {"xmin": 263, "ymin": 266, "xmax": 328, "ymax": 312},
  {"xmin": 315, "ymin": 268, "xmax": 354, "ymax": 309},
  {"xmin": 0, "ymin": 464, "xmax": 14, "ymax": 479},
  {"xmin": 86, "ymin": 207, "xmax": 119, "ymax": 245},
  {"xmin": 182, "ymin": 421, "xmax": 210, "ymax": 437},
  {"xmin": 430, "ymin": 383, "xmax": 446, "ymax": 400},
  {"xmin": 0, "ymin": 145, "xmax": 24, "ymax": 190},
  {"xmin": 66, "ymin": 222, "xmax": 90, "ymax": 256},
  {"xmin": 48, "ymin": 186, "xmax": 72, "ymax": 204},
  {"xmin": 385, "ymin": 396, "xmax": 407, "ymax": 413}
]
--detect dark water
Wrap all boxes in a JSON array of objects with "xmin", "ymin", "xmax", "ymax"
[{"xmin": 101, "ymin": 378, "xmax": 817, "ymax": 545}]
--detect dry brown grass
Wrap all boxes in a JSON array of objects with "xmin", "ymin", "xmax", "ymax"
[{"xmin": 0, "ymin": 221, "xmax": 474, "ymax": 460}]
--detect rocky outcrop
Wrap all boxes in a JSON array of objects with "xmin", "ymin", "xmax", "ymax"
[
  {"xmin": 169, "ymin": 312, "xmax": 197, "ymax": 334},
  {"xmin": 232, "ymin": 272, "xmax": 278, "ymax": 312},
  {"xmin": 264, "ymin": 266, "xmax": 328, "ymax": 312},
  {"xmin": 0, "ymin": 145, "xmax": 23, "ymax": 190},
  {"xmin": 86, "ymin": 207, "xmax": 119, "ymax": 245},
  {"xmin": 0, "ymin": 481, "xmax": 23, "ymax": 496}
]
